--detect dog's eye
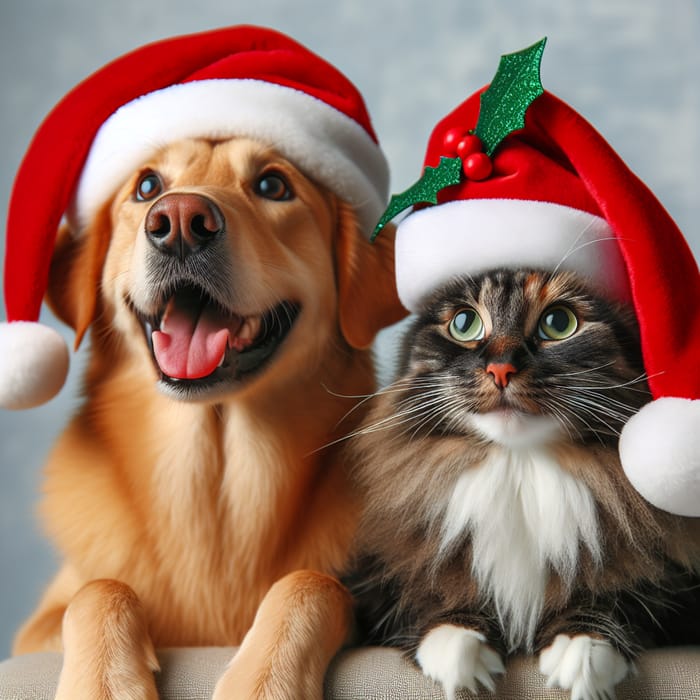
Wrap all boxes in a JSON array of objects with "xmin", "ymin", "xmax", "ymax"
[
  {"xmin": 254, "ymin": 172, "xmax": 294, "ymax": 201},
  {"xmin": 135, "ymin": 171, "xmax": 164, "ymax": 202}
]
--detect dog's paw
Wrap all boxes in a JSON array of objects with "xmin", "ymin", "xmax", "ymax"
[
  {"xmin": 416, "ymin": 624, "xmax": 504, "ymax": 700},
  {"xmin": 539, "ymin": 634, "xmax": 630, "ymax": 700}
]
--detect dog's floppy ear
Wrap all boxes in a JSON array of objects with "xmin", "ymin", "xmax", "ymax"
[
  {"xmin": 47, "ymin": 205, "xmax": 112, "ymax": 348},
  {"xmin": 335, "ymin": 201, "xmax": 407, "ymax": 349}
]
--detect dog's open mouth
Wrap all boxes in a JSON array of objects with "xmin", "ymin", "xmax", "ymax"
[{"xmin": 132, "ymin": 285, "xmax": 299, "ymax": 394}]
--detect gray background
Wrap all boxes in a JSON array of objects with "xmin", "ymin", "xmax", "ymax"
[{"xmin": 1, "ymin": 0, "xmax": 698, "ymax": 659}]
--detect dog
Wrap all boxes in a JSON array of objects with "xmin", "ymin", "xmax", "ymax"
[{"xmin": 12, "ymin": 136, "xmax": 404, "ymax": 698}]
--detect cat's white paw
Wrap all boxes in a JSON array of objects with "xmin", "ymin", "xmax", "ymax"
[
  {"xmin": 539, "ymin": 634, "xmax": 630, "ymax": 700},
  {"xmin": 416, "ymin": 624, "xmax": 504, "ymax": 699}
]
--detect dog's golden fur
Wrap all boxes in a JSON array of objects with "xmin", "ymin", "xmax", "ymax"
[{"xmin": 14, "ymin": 137, "xmax": 404, "ymax": 698}]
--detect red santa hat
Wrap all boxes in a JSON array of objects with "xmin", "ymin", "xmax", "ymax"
[
  {"xmin": 392, "ymin": 87, "xmax": 700, "ymax": 517},
  {"xmin": 0, "ymin": 25, "xmax": 389, "ymax": 410}
]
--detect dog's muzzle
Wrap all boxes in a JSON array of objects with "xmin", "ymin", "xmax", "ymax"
[{"xmin": 129, "ymin": 193, "xmax": 301, "ymax": 399}]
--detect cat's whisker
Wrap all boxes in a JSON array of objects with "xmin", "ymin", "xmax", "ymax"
[
  {"xmin": 306, "ymin": 392, "xmax": 448, "ymax": 455},
  {"xmin": 394, "ymin": 397, "xmax": 460, "ymax": 436},
  {"xmin": 541, "ymin": 399, "xmax": 581, "ymax": 441},
  {"xmin": 551, "ymin": 382, "xmax": 640, "ymax": 414},
  {"xmin": 306, "ymin": 404, "xmax": 439, "ymax": 455},
  {"xmin": 550, "ymin": 370, "xmax": 651, "ymax": 393},
  {"xmin": 558, "ymin": 383, "xmax": 650, "ymax": 396},
  {"xmin": 547, "ymin": 214, "xmax": 619, "ymax": 282},
  {"xmin": 357, "ymin": 393, "xmax": 457, "ymax": 437},
  {"xmin": 325, "ymin": 387, "xmax": 393, "ymax": 431},
  {"xmin": 324, "ymin": 374, "xmax": 453, "ymax": 401},
  {"xmin": 552, "ymin": 388, "xmax": 641, "ymax": 418},
  {"xmin": 547, "ymin": 219, "xmax": 598, "ymax": 281},
  {"xmin": 393, "ymin": 387, "xmax": 460, "ymax": 412},
  {"xmin": 554, "ymin": 361, "xmax": 618, "ymax": 378},
  {"xmin": 406, "ymin": 397, "xmax": 468, "ymax": 441},
  {"xmin": 554, "ymin": 394, "xmax": 623, "ymax": 439},
  {"xmin": 324, "ymin": 376, "xmax": 455, "ymax": 431},
  {"xmin": 555, "ymin": 393, "xmax": 628, "ymax": 425},
  {"xmin": 565, "ymin": 391, "xmax": 637, "ymax": 422},
  {"xmin": 443, "ymin": 402, "xmax": 474, "ymax": 437},
  {"xmin": 359, "ymin": 388, "xmax": 468, "ymax": 444},
  {"xmin": 544, "ymin": 390, "xmax": 611, "ymax": 441},
  {"xmin": 623, "ymin": 590, "xmax": 664, "ymax": 631}
]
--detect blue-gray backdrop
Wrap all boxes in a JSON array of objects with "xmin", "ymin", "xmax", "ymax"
[{"xmin": 1, "ymin": 0, "xmax": 698, "ymax": 659}]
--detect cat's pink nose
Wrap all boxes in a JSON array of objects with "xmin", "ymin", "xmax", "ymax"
[{"xmin": 486, "ymin": 362, "xmax": 517, "ymax": 389}]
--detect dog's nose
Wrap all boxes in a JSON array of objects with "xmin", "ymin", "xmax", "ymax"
[{"xmin": 145, "ymin": 193, "xmax": 224, "ymax": 258}]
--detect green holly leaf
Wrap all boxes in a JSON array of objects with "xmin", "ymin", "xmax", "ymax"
[
  {"xmin": 475, "ymin": 38, "xmax": 546, "ymax": 156},
  {"xmin": 371, "ymin": 156, "xmax": 462, "ymax": 241}
]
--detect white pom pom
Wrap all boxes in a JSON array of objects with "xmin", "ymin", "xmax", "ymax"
[
  {"xmin": 619, "ymin": 398, "xmax": 700, "ymax": 517},
  {"xmin": 0, "ymin": 321, "xmax": 69, "ymax": 410}
]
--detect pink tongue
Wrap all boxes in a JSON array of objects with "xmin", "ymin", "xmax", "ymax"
[{"xmin": 152, "ymin": 298, "xmax": 241, "ymax": 380}]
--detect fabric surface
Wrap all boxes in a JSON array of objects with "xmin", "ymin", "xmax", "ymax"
[{"xmin": 0, "ymin": 646, "xmax": 698, "ymax": 699}]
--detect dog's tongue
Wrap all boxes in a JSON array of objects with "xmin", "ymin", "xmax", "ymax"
[{"xmin": 152, "ymin": 294, "xmax": 242, "ymax": 380}]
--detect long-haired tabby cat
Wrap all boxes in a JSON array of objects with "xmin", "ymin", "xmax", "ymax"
[{"xmin": 348, "ymin": 268, "xmax": 700, "ymax": 700}]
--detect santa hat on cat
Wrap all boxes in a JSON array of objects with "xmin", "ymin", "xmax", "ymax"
[
  {"xmin": 0, "ymin": 25, "xmax": 388, "ymax": 410},
  {"xmin": 377, "ymin": 39, "xmax": 700, "ymax": 517}
]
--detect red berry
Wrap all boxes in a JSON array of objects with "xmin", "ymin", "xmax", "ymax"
[
  {"xmin": 442, "ymin": 127, "xmax": 466, "ymax": 153},
  {"xmin": 456, "ymin": 134, "xmax": 483, "ymax": 159},
  {"xmin": 462, "ymin": 152, "xmax": 493, "ymax": 181}
]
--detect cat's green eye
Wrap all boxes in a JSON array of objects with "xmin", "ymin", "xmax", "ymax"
[
  {"xmin": 538, "ymin": 305, "xmax": 578, "ymax": 341},
  {"xmin": 448, "ymin": 307, "xmax": 485, "ymax": 342}
]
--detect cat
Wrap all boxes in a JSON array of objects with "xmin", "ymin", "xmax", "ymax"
[{"xmin": 347, "ymin": 268, "xmax": 700, "ymax": 700}]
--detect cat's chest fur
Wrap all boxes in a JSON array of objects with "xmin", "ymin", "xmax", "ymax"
[{"xmin": 438, "ymin": 445, "xmax": 602, "ymax": 650}]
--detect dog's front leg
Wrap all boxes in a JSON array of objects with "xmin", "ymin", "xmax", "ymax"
[
  {"xmin": 54, "ymin": 579, "xmax": 159, "ymax": 700},
  {"xmin": 213, "ymin": 570, "xmax": 352, "ymax": 700}
]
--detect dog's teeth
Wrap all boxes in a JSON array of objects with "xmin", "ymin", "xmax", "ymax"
[
  {"xmin": 159, "ymin": 308, "xmax": 172, "ymax": 332},
  {"xmin": 238, "ymin": 320, "xmax": 252, "ymax": 340},
  {"xmin": 239, "ymin": 316, "xmax": 261, "ymax": 341},
  {"xmin": 217, "ymin": 351, "xmax": 226, "ymax": 368}
]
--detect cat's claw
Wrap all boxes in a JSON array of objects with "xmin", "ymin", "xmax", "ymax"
[
  {"xmin": 416, "ymin": 624, "xmax": 504, "ymax": 699},
  {"xmin": 539, "ymin": 634, "xmax": 630, "ymax": 700}
]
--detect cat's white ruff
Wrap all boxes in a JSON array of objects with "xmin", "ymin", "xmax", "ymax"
[
  {"xmin": 468, "ymin": 410, "xmax": 560, "ymax": 449},
  {"xmin": 439, "ymin": 410, "xmax": 601, "ymax": 651},
  {"xmin": 416, "ymin": 624, "xmax": 504, "ymax": 700},
  {"xmin": 539, "ymin": 634, "xmax": 630, "ymax": 700}
]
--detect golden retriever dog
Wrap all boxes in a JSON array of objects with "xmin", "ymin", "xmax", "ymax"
[{"xmin": 11, "ymin": 134, "xmax": 404, "ymax": 698}]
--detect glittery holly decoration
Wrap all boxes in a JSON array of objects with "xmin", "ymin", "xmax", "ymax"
[
  {"xmin": 475, "ymin": 38, "xmax": 546, "ymax": 156},
  {"xmin": 370, "ymin": 157, "xmax": 462, "ymax": 241},
  {"xmin": 371, "ymin": 38, "xmax": 547, "ymax": 241}
]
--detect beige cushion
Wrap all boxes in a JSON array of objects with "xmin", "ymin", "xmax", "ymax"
[
  {"xmin": 0, "ymin": 646, "xmax": 698, "ymax": 699},
  {"xmin": 327, "ymin": 646, "xmax": 700, "ymax": 699}
]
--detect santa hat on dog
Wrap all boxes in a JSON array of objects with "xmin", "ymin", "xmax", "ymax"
[
  {"xmin": 375, "ymin": 40, "xmax": 700, "ymax": 516},
  {"xmin": 0, "ymin": 25, "xmax": 389, "ymax": 410}
]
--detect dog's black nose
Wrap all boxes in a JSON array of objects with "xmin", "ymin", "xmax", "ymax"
[{"xmin": 145, "ymin": 193, "xmax": 224, "ymax": 258}]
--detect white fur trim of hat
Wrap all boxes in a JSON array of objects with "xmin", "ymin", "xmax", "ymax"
[
  {"xmin": 70, "ymin": 79, "xmax": 389, "ymax": 236},
  {"xmin": 394, "ymin": 198, "xmax": 631, "ymax": 312},
  {"xmin": 620, "ymin": 397, "xmax": 700, "ymax": 517}
]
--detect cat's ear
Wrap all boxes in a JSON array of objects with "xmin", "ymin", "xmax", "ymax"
[{"xmin": 335, "ymin": 201, "xmax": 407, "ymax": 349}]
